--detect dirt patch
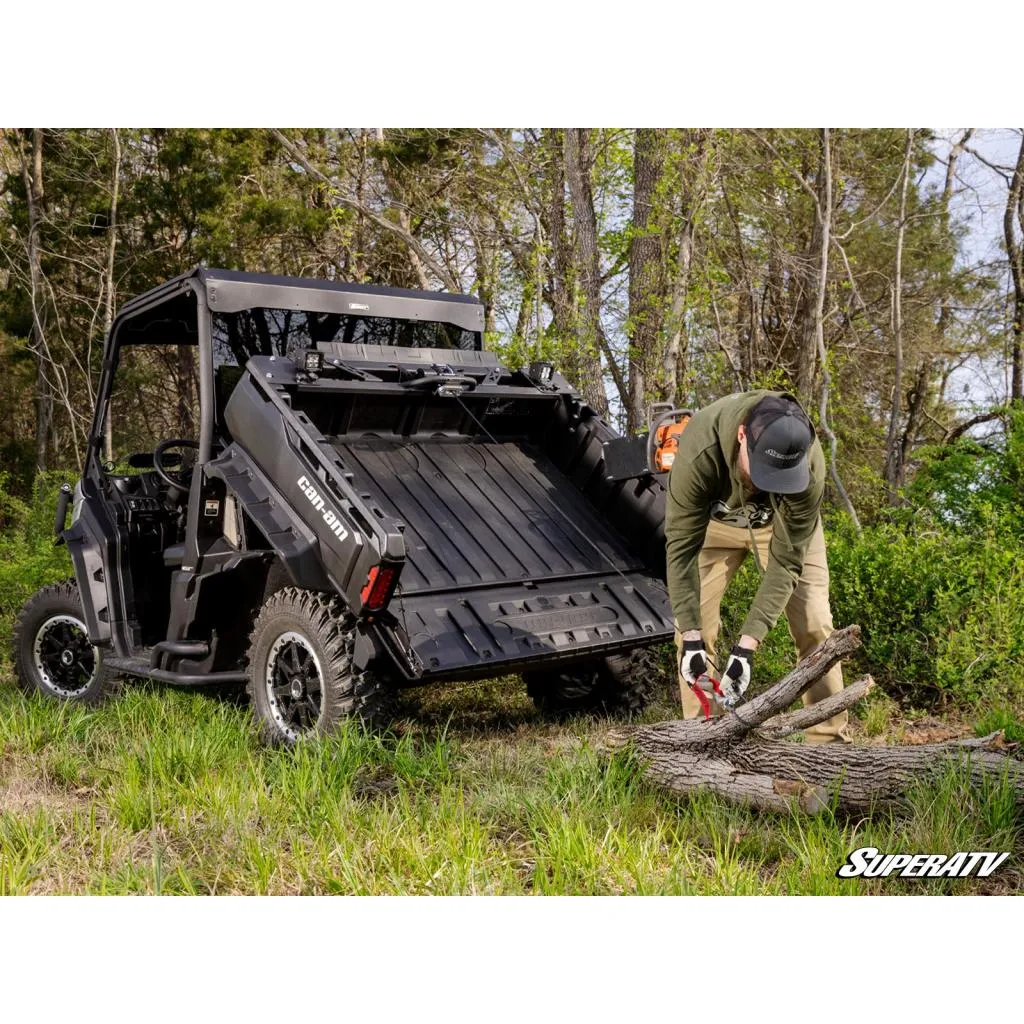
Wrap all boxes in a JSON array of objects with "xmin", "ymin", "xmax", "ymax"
[
  {"xmin": 0, "ymin": 755, "xmax": 90, "ymax": 815},
  {"xmin": 351, "ymin": 765, "xmax": 400, "ymax": 802},
  {"xmin": 899, "ymin": 716, "xmax": 973, "ymax": 745}
]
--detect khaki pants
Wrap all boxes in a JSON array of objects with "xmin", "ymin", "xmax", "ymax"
[{"xmin": 675, "ymin": 517, "xmax": 849, "ymax": 743}]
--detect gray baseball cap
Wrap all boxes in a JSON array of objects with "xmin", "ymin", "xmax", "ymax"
[{"xmin": 744, "ymin": 395, "xmax": 814, "ymax": 494}]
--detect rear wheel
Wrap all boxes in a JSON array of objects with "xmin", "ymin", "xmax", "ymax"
[
  {"xmin": 523, "ymin": 645, "xmax": 661, "ymax": 718},
  {"xmin": 246, "ymin": 587, "xmax": 395, "ymax": 746},
  {"xmin": 12, "ymin": 580, "xmax": 118, "ymax": 704}
]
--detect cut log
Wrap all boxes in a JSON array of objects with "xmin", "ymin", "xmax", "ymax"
[{"xmin": 609, "ymin": 626, "xmax": 1024, "ymax": 814}]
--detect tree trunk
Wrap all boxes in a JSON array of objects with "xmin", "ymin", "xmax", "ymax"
[
  {"xmin": 542, "ymin": 129, "xmax": 575, "ymax": 349},
  {"xmin": 102, "ymin": 128, "xmax": 121, "ymax": 466},
  {"xmin": 177, "ymin": 345, "xmax": 196, "ymax": 437},
  {"xmin": 808, "ymin": 130, "xmax": 860, "ymax": 529},
  {"xmin": 662, "ymin": 129, "xmax": 711, "ymax": 406},
  {"xmin": 899, "ymin": 131, "xmax": 972, "ymax": 475},
  {"xmin": 18, "ymin": 129, "xmax": 52, "ymax": 475},
  {"xmin": 625, "ymin": 128, "xmax": 667, "ymax": 433},
  {"xmin": 793, "ymin": 131, "xmax": 832, "ymax": 403},
  {"xmin": 564, "ymin": 128, "xmax": 616, "ymax": 416},
  {"xmin": 608, "ymin": 625, "xmax": 1024, "ymax": 814},
  {"xmin": 885, "ymin": 130, "xmax": 915, "ymax": 501},
  {"xmin": 1006, "ymin": 134, "xmax": 1024, "ymax": 405}
]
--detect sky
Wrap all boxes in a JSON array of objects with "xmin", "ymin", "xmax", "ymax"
[
  {"xmin": 926, "ymin": 128, "xmax": 1021, "ymax": 412},
  {"xmin": 931, "ymin": 128, "xmax": 1021, "ymax": 264}
]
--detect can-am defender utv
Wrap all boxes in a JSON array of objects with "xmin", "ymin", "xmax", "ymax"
[{"xmin": 12, "ymin": 269, "xmax": 678, "ymax": 744}]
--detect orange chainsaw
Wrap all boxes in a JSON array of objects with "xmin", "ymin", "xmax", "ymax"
[
  {"xmin": 601, "ymin": 403, "xmax": 694, "ymax": 482},
  {"xmin": 647, "ymin": 403, "xmax": 692, "ymax": 474}
]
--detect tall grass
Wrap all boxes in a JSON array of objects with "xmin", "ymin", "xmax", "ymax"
[{"xmin": 1, "ymin": 678, "xmax": 1019, "ymax": 895}]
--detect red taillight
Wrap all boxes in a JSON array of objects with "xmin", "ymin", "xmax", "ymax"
[{"xmin": 360, "ymin": 565, "xmax": 398, "ymax": 612}]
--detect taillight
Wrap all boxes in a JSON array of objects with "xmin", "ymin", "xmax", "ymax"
[{"xmin": 360, "ymin": 565, "xmax": 398, "ymax": 612}]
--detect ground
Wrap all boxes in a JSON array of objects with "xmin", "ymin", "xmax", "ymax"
[{"xmin": 0, "ymin": 666, "xmax": 1021, "ymax": 895}]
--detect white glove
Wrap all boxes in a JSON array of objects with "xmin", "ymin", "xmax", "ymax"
[
  {"xmin": 721, "ymin": 645, "xmax": 754, "ymax": 704},
  {"xmin": 679, "ymin": 640, "xmax": 709, "ymax": 688}
]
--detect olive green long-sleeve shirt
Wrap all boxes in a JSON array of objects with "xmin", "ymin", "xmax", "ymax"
[{"xmin": 664, "ymin": 390, "xmax": 825, "ymax": 643}]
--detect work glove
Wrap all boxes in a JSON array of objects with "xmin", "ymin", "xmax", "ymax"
[
  {"xmin": 679, "ymin": 640, "xmax": 709, "ymax": 687},
  {"xmin": 721, "ymin": 645, "xmax": 755, "ymax": 705},
  {"xmin": 681, "ymin": 639, "xmax": 730, "ymax": 719}
]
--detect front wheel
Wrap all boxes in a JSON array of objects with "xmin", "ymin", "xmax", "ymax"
[
  {"xmin": 245, "ymin": 587, "xmax": 396, "ymax": 746},
  {"xmin": 12, "ymin": 581, "xmax": 118, "ymax": 704}
]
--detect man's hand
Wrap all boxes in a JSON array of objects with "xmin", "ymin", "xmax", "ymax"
[
  {"xmin": 722, "ymin": 645, "xmax": 755, "ymax": 703},
  {"xmin": 679, "ymin": 638, "xmax": 709, "ymax": 687}
]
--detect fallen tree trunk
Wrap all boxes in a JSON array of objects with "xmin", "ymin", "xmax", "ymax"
[{"xmin": 609, "ymin": 626, "xmax": 1024, "ymax": 813}]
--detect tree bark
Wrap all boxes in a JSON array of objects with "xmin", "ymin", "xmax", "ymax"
[
  {"xmin": 900, "ymin": 130, "xmax": 972, "ymax": 474},
  {"xmin": 17, "ymin": 129, "xmax": 52, "ymax": 475},
  {"xmin": 793, "ymin": 130, "xmax": 832, "ymax": 403},
  {"xmin": 662, "ymin": 129, "xmax": 711, "ymax": 406},
  {"xmin": 808, "ymin": 130, "xmax": 860, "ymax": 529},
  {"xmin": 1005, "ymin": 134, "xmax": 1024, "ymax": 404},
  {"xmin": 608, "ymin": 625, "xmax": 1024, "ymax": 814},
  {"xmin": 885, "ymin": 130, "xmax": 915, "ymax": 501},
  {"xmin": 102, "ymin": 128, "xmax": 121, "ymax": 465},
  {"xmin": 542, "ymin": 129, "xmax": 575, "ymax": 350},
  {"xmin": 564, "ymin": 128, "xmax": 616, "ymax": 416},
  {"xmin": 625, "ymin": 128, "xmax": 667, "ymax": 433}
]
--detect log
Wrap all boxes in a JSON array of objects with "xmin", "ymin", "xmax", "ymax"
[
  {"xmin": 609, "ymin": 626, "xmax": 1024, "ymax": 814},
  {"xmin": 757, "ymin": 675, "xmax": 875, "ymax": 740}
]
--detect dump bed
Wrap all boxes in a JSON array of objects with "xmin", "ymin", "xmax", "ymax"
[
  {"xmin": 222, "ymin": 351, "xmax": 675, "ymax": 683},
  {"xmin": 333, "ymin": 436, "xmax": 672, "ymax": 678}
]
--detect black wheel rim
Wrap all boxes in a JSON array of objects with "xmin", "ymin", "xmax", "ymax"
[
  {"xmin": 33, "ymin": 614, "xmax": 97, "ymax": 697},
  {"xmin": 265, "ymin": 631, "xmax": 323, "ymax": 741}
]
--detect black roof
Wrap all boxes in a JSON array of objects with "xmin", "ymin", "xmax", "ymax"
[
  {"xmin": 115, "ymin": 267, "xmax": 485, "ymax": 335},
  {"xmin": 201, "ymin": 267, "xmax": 481, "ymax": 306}
]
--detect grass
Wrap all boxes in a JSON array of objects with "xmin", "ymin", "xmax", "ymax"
[{"xmin": 0, "ymin": 667, "xmax": 1021, "ymax": 895}]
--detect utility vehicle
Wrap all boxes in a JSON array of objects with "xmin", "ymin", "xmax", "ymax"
[{"xmin": 12, "ymin": 269, "xmax": 678, "ymax": 744}]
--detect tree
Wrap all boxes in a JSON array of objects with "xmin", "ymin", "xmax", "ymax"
[
  {"xmin": 1006, "ymin": 134, "xmax": 1024, "ymax": 404},
  {"xmin": 625, "ymin": 128, "xmax": 667, "ymax": 432}
]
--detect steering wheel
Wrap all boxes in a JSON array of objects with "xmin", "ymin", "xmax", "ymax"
[{"xmin": 153, "ymin": 438, "xmax": 199, "ymax": 493}]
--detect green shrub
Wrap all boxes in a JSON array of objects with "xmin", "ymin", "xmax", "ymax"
[
  {"xmin": 827, "ymin": 511, "xmax": 1023, "ymax": 709},
  {"xmin": 904, "ymin": 405, "xmax": 1023, "ymax": 536},
  {"xmin": 0, "ymin": 470, "xmax": 75, "ymax": 657}
]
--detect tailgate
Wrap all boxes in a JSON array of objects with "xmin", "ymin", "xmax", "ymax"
[{"xmin": 386, "ymin": 570, "xmax": 674, "ymax": 679}]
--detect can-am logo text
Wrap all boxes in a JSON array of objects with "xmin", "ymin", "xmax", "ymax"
[
  {"xmin": 297, "ymin": 475, "xmax": 349, "ymax": 542},
  {"xmin": 837, "ymin": 846, "xmax": 1010, "ymax": 879}
]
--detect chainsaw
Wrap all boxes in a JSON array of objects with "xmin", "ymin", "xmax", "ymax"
[{"xmin": 601, "ymin": 402, "xmax": 693, "ymax": 482}]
